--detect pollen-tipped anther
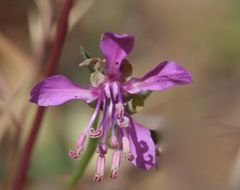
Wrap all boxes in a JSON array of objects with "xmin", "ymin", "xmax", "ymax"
[
  {"xmin": 94, "ymin": 155, "xmax": 105, "ymax": 182},
  {"xmin": 96, "ymin": 144, "xmax": 108, "ymax": 155},
  {"xmin": 89, "ymin": 128, "xmax": 103, "ymax": 138},
  {"xmin": 117, "ymin": 116, "xmax": 129, "ymax": 128},
  {"xmin": 110, "ymin": 150, "xmax": 121, "ymax": 179},
  {"xmin": 122, "ymin": 136, "xmax": 134, "ymax": 161},
  {"xmin": 68, "ymin": 150, "xmax": 78, "ymax": 159},
  {"xmin": 110, "ymin": 135, "xmax": 119, "ymax": 149},
  {"xmin": 69, "ymin": 133, "xmax": 87, "ymax": 159}
]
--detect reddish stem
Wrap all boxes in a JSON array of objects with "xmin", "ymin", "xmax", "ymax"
[{"xmin": 12, "ymin": 0, "xmax": 74, "ymax": 189}]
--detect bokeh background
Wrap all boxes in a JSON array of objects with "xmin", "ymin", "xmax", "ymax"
[{"xmin": 1, "ymin": 0, "xmax": 240, "ymax": 189}]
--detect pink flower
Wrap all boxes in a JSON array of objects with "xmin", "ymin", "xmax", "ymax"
[{"xmin": 30, "ymin": 32, "xmax": 192, "ymax": 181}]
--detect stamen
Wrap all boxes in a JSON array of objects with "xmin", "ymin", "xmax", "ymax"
[
  {"xmin": 69, "ymin": 133, "xmax": 86, "ymax": 159},
  {"xmin": 104, "ymin": 83, "xmax": 111, "ymax": 98},
  {"xmin": 115, "ymin": 103, "xmax": 124, "ymax": 119},
  {"xmin": 100, "ymin": 112, "xmax": 110, "ymax": 146},
  {"xmin": 96, "ymin": 144, "xmax": 108, "ymax": 155},
  {"xmin": 98, "ymin": 95, "xmax": 108, "ymax": 129},
  {"xmin": 77, "ymin": 133, "xmax": 87, "ymax": 149},
  {"xmin": 101, "ymin": 85, "xmax": 113, "ymax": 145},
  {"xmin": 111, "ymin": 82, "xmax": 119, "ymax": 100},
  {"xmin": 122, "ymin": 116, "xmax": 129, "ymax": 128},
  {"xmin": 110, "ymin": 150, "xmax": 121, "ymax": 179},
  {"xmin": 117, "ymin": 84, "xmax": 124, "ymax": 103},
  {"xmin": 108, "ymin": 83, "xmax": 118, "ymax": 148},
  {"xmin": 122, "ymin": 129, "xmax": 134, "ymax": 161},
  {"xmin": 69, "ymin": 95, "xmax": 102, "ymax": 159},
  {"xmin": 110, "ymin": 135, "xmax": 119, "ymax": 149},
  {"xmin": 94, "ymin": 154, "xmax": 105, "ymax": 182},
  {"xmin": 88, "ymin": 128, "xmax": 103, "ymax": 138},
  {"xmin": 117, "ymin": 116, "xmax": 129, "ymax": 128},
  {"xmin": 68, "ymin": 150, "xmax": 78, "ymax": 159},
  {"xmin": 84, "ymin": 95, "xmax": 102, "ymax": 132},
  {"xmin": 115, "ymin": 84, "xmax": 127, "ymax": 128}
]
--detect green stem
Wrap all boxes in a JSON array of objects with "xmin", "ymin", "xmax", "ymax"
[{"xmin": 69, "ymin": 112, "xmax": 100, "ymax": 187}]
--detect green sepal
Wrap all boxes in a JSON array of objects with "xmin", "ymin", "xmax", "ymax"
[
  {"xmin": 80, "ymin": 46, "xmax": 91, "ymax": 59},
  {"xmin": 125, "ymin": 94, "xmax": 144, "ymax": 114},
  {"xmin": 140, "ymin": 90, "xmax": 152, "ymax": 100},
  {"xmin": 150, "ymin": 130, "xmax": 161, "ymax": 144},
  {"xmin": 80, "ymin": 46, "xmax": 97, "ymax": 73},
  {"xmin": 120, "ymin": 59, "xmax": 133, "ymax": 80}
]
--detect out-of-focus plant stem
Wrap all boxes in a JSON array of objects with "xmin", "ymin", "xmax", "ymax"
[
  {"xmin": 11, "ymin": 0, "xmax": 74, "ymax": 189},
  {"xmin": 69, "ymin": 113, "xmax": 100, "ymax": 187}
]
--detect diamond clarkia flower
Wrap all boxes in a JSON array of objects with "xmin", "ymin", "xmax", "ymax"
[{"xmin": 30, "ymin": 32, "xmax": 192, "ymax": 181}]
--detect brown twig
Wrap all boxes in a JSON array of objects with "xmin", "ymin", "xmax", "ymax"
[{"xmin": 11, "ymin": 0, "xmax": 74, "ymax": 189}]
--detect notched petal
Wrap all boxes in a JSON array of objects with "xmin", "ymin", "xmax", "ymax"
[
  {"xmin": 100, "ymin": 32, "xmax": 134, "ymax": 80},
  {"xmin": 123, "ymin": 61, "xmax": 192, "ymax": 94},
  {"xmin": 30, "ymin": 75, "xmax": 100, "ymax": 106},
  {"xmin": 128, "ymin": 118, "xmax": 156, "ymax": 170}
]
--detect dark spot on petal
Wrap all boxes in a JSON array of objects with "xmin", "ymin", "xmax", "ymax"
[
  {"xmin": 157, "ymin": 79, "xmax": 160, "ymax": 83},
  {"xmin": 74, "ymin": 95, "xmax": 78, "ymax": 98},
  {"xmin": 116, "ymin": 62, "xmax": 119, "ymax": 65}
]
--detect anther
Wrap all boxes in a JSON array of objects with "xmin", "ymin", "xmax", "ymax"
[
  {"xmin": 110, "ymin": 135, "xmax": 119, "ymax": 149},
  {"xmin": 96, "ymin": 144, "xmax": 108, "ymax": 155},
  {"xmin": 89, "ymin": 128, "xmax": 103, "ymax": 138},
  {"xmin": 69, "ymin": 133, "xmax": 87, "ymax": 159},
  {"xmin": 94, "ymin": 154, "xmax": 105, "ymax": 182},
  {"xmin": 122, "ymin": 136, "xmax": 134, "ymax": 161},
  {"xmin": 115, "ymin": 103, "xmax": 124, "ymax": 119},
  {"xmin": 110, "ymin": 150, "xmax": 121, "ymax": 179}
]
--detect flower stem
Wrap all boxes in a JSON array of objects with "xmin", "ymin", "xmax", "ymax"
[
  {"xmin": 69, "ymin": 113, "xmax": 100, "ymax": 187},
  {"xmin": 12, "ymin": 0, "xmax": 73, "ymax": 189}
]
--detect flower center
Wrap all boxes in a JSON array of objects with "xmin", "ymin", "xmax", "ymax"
[{"xmin": 69, "ymin": 81, "xmax": 134, "ymax": 181}]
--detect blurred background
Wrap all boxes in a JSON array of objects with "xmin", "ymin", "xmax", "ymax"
[{"xmin": 1, "ymin": 0, "xmax": 240, "ymax": 189}]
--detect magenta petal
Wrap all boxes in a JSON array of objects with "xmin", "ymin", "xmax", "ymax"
[
  {"xmin": 123, "ymin": 61, "xmax": 192, "ymax": 94},
  {"xmin": 100, "ymin": 32, "xmax": 134, "ymax": 80},
  {"xmin": 128, "ymin": 118, "xmax": 156, "ymax": 170},
  {"xmin": 30, "ymin": 75, "xmax": 100, "ymax": 106}
]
